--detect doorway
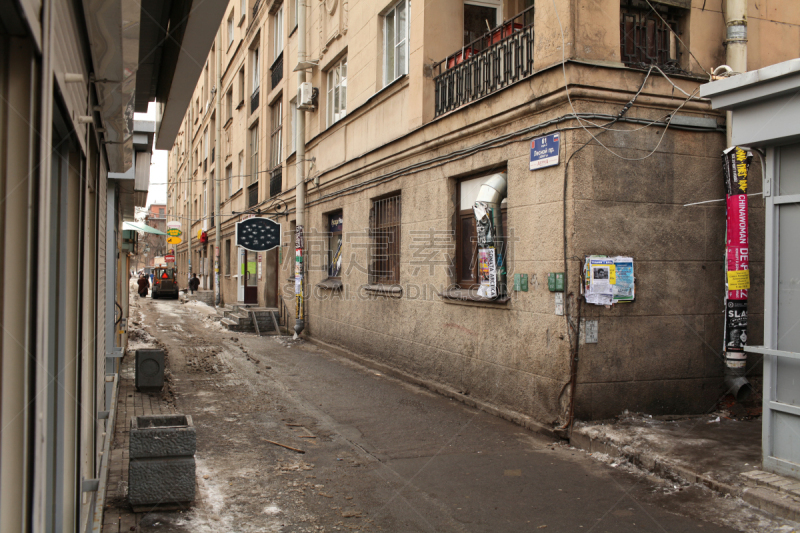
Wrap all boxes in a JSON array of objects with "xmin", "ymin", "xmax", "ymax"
[
  {"xmin": 244, "ymin": 249, "xmax": 258, "ymax": 304},
  {"xmin": 464, "ymin": 1, "xmax": 501, "ymax": 45}
]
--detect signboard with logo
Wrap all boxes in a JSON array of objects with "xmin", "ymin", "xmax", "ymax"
[
  {"xmin": 165, "ymin": 253, "xmax": 175, "ymax": 263},
  {"xmin": 235, "ymin": 218, "xmax": 281, "ymax": 252},
  {"xmin": 530, "ymin": 133, "xmax": 560, "ymax": 170}
]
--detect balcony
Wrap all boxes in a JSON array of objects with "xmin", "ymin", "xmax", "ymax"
[
  {"xmin": 269, "ymin": 167, "xmax": 282, "ymax": 197},
  {"xmin": 251, "ymin": 88, "xmax": 260, "ymax": 115},
  {"xmin": 432, "ymin": 5, "xmax": 534, "ymax": 117},
  {"xmin": 271, "ymin": 52, "xmax": 284, "ymax": 90},
  {"xmin": 211, "ymin": 147, "xmax": 215, "ymax": 163}
]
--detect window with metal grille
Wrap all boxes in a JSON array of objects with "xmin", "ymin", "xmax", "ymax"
[
  {"xmin": 369, "ymin": 194, "xmax": 401, "ymax": 285},
  {"xmin": 620, "ymin": 0, "xmax": 681, "ymax": 69},
  {"xmin": 456, "ymin": 175, "xmax": 507, "ymax": 288}
]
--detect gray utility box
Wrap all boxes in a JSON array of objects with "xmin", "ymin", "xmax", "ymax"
[
  {"xmin": 128, "ymin": 414, "xmax": 196, "ymax": 510},
  {"xmin": 135, "ymin": 349, "xmax": 164, "ymax": 391}
]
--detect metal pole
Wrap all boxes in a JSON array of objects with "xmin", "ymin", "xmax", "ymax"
[
  {"xmin": 215, "ymin": 30, "xmax": 223, "ymax": 306},
  {"xmin": 725, "ymin": 0, "xmax": 748, "ymax": 145},
  {"xmin": 294, "ymin": 0, "xmax": 307, "ymax": 336}
]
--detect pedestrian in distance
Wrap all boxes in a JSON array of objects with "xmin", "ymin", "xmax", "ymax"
[
  {"xmin": 137, "ymin": 274, "xmax": 150, "ymax": 298},
  {"xmin": 189, "ymin": 273, "xmax": 200, "ymax": 294}
]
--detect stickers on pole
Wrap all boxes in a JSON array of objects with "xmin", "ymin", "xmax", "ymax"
[
  {"xmin": 721, "ymin": 146, "xmax": 753, "ymax": 370},
  {"xmin": 583, "ymin": 256, "xmax": 635, "ymax": 306}
]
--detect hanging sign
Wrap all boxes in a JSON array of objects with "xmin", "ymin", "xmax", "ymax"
[
  {"xmin": 530, "ymin": 133, "xmax": 560, "ymax": 170},
  {"xmin": 167, "ymin": 236, "xmax": 182, "ymax": 245},
  {"xmin": 235, "ymin": 217, "xmax": 281, "ymax": 252},
  {"xmin": 165, "ymin": 253, "xmax": 175, "ymax": 263},
  {"xmin": 167, "ymin": 221, "xmax": 181, "ymax": 229},
  {"xmin": 167, "ymin": 228, "xmax": 182, "ymax": 238}
]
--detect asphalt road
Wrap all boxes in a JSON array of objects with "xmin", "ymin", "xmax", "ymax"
[{"xmin": 130, "ymin": 296, "xmax": 784, "ymax": 532}]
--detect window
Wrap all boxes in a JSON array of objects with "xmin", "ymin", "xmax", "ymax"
[
  {"xmin": 240, "ymin": 0, "xmax": 246, "ymax": 24},
  {"xmin": 226, "ymin": 88, "xmax": 233, "ymax": 122},
  {"xmin": 464, "ymin": 1, "xmax": 501, "ymax": 45},
  {"xmin": 249, "ymin": 126, "xmax": 259, "ymax": 186},
  {"xmin": 252, "ymin": 47, "xmax": 260, "ymax": 94},
  {"xmin": 227, "ymin": 11, "xmax": 235, "ymax": 48},
  {"xmin": 238, "ymin": 68, "xmax": 245, "ymax": 107},
  {"xmin": 270, "ymin": 100, "xmax": 282, "ymax": 169},
  {"xmin": 238, "ymin": 151, "xmax": 245, "ymax": 190},
  {"xmin": 383, "ymin": 0, "xmax": 409, "ymax": 87},
  {"xmin": 455, "ymin": 175, "xmax": 507, "ymax": 288},
  {"xmin": 290, "ymin": 98, "xmax": 297, "ymax": 154},
  {"xmin": 327, "ymin": 56, "xmax": 347, "ymax": 127},
  {"xmin": 203, "ymin": 127, "xmax": 209, "ymax": 163},
  {"xmin": 620, "ymin": 0, "xmax": 680, "ymax": 68},
  {"xmin": 327, "ymin": 211, "xmax": 343, "ymax": 278},
  {"xmin": 273, "ymin": 4, "xmax": 284, "ymax": 58},
  {"xmin": 292, "ymin": 0, "xmax": 299, "ymax": 30},
  {"xmin": 369, "ymin": 194, "xmax": 401, "ymax": 285},
  {"xmin": 159, "ymin": 208, "xmax": 165, "ymax": 216},
  {"xmin": 226, "ymin": 164, "xmax": 233, "ymax": 198},
  {"xmin": 225, "ymin": 239, "xmax": 232, "ymax": 275}
]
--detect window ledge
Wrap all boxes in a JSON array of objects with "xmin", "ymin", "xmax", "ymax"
[
  {"xmin": 316, "ymin": 278, "xmax": 343, "ymax": 291},
  {"xmin": 362, "ymin": 284, "xmax": 402, "ymax": 297},
  {"xmin": 237, "ymin": 100, "xmax": 245, "ymax": 110},
  {"xmin": 441, "ymin": 288, "xmax": 510, "ymax": 307}
]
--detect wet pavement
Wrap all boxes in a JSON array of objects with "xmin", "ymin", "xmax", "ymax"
[{"xmin": 103, "ymin": 294, "xmax": 800, "ymax": 532}]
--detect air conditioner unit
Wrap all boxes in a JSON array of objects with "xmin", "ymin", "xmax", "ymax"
[{"xmin": 298, "ymin": 82, "xmax": 315, "ymax": 110}]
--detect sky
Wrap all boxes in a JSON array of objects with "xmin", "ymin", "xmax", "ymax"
[{"xmin": 135, "ymin": 102, "xmax": 168, "ymax": 207}]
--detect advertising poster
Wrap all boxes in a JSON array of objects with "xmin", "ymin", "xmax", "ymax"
[
  {"xmin": 583, "ymin": 256, "xmax": 634, "ymax": 306},
  {"xmin": 477, "ymin": 248, "xmax": 497, "ymax": 298}
]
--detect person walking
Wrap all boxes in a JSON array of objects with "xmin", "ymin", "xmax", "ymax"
[
  {"xmin": 137, "ymin": 274, "xmax": 150, "ymax": 298},
  {"xmin": 189, "ymin": 273, "xmax": 200, "ymax": 295}
]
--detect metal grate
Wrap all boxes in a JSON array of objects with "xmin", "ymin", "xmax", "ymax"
[
  {"xmin": 271, "ymin": 52, "xmax": 284, "ymax": 90},
  {"xmin": 433, "ymin": 5, "xmax": 534, "ymax": 117},
  {"xmin": 620, "ymin": 0, "xmax": 680, "ymax": 69},
  {"xmin": 269, "ymin": 168, "xmax": 282, "ymax": 197},
  {"xmin": 250, "ymin": 89, "xmax": 260, "ymax": 115},
  {"xmin": 248, "ymin": 183, "xmax": 258, "ymax": 208},
  {"xmin": 369, "ymin": 195, "xmax": 401, "ymax": 285}
]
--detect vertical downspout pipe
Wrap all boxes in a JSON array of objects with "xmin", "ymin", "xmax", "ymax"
[
  {"xmin": 723, "ymin": 0, "xmax": 751, "ymax": 401},
  {"xmin": 473, "ymin": 173, "xmax": 508, "ymax": 297},
  {"xmin": 294, "ymin": 0, "xmax": 307, "ymax": 336},
  {"xmin": 215, "ymin": 31, "xmax": 223, "ymax": 306},
  {"xmin": 188, "ymin": 104, "xmax": 193, "ymax": 284}
]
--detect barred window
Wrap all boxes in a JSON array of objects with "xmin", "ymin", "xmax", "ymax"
[
  {"xmin": 369, "ymin": 194, "xmax": 401, "ymax": 285},
  {"xmin": 620, "ymin": 0, "xmax": 681, "ymax": 69}
]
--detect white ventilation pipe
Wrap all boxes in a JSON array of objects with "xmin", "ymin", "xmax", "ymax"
[{"xmin": 473, "ymin": 173, "xmax": 508, "ymax": 298}]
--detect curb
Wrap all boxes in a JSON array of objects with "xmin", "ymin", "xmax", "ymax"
[
  {"xmin": 570, "ymin": 428, "xmax": 800, "ymax": 523},
  {"xmin": 304, "ymin": 336, "xmax": 558, "ymax": 440}
]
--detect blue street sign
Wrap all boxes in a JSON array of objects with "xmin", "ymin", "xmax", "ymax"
[{"xmin": 530, "ymin": 133, "xmax": 560, "ymax": 170}]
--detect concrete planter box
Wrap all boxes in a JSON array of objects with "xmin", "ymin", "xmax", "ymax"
[{"xmin": 128, "ymin": 414, "xmax": 196, "ymax": 510}]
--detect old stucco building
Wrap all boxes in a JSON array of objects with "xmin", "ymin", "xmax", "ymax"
[{"xmin": 167, "ymin": 0, "xmax": 800, "ymax": 429}]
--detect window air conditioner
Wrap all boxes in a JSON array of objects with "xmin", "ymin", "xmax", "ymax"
[{"xmin": 298, "ymin": 82, "xmax": 316, "ymax": 110}]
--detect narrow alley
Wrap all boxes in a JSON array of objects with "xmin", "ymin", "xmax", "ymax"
[{"xmin": 102, "ymin": 294, "xmax": 795, "ymax": 533}]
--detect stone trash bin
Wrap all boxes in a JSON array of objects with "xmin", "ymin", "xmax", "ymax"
[{"xmin": 128, "ymin": 414, "xmax": 196, "ymax": 511}]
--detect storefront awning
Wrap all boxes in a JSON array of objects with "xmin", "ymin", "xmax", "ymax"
[{"xmin": 123, "ymin": 221, "xmax": 168, "ymax": 235}]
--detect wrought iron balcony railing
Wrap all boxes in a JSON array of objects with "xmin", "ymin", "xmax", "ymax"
[
  {"xmin": 271, "ymin": 52, "xmax": 284, "ymax": 90},
  {"xmin": 432, "ymin": 5, "xmax": 535, "ymax": 117},
  {"xmin": 247, "ymin": 183, "xmax": 258, "ymax": 208},
  {"xmin": 269, "ymin": 167, "xmax": 282, "ymax": 197},
  {"xmin": 251, "ymin": 88, "xmax": 260, "ymax": 115}
]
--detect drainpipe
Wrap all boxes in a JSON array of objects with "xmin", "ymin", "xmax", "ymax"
[
  {"xmin": 473, "ymin": 173, "xmax": 508, "ymax": 298},
  {"xmin": 215, "ymin": 30, "xmax": 223, "ymax": 306},
  {"xmin": 294, "ymin": 0, "xmax": 307, "ymax": 336},
  {"xmin": 722, "ymin": 0, "xmax": 752, "ymax": 402},
  {"xmin": 188, "ymin": 105, "xmax": 193, "ymax": 285}
]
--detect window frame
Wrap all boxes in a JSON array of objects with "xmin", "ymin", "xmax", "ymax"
[
  {"xmin": 326, "ymin": 210, "xmax": 344, "ymax": 279},
  {"xmin": 252, "ymin": 47, "xmax": 260, "ymax": 95},
  {"xmin": 270, "ymin": 99, "xmax": 283, "ymax": 170},
  {"xmin": 326, "ymin": 55, "xmax": 347, "ymax": 127},
  {"xmin": 454, "ymin": 175, "xmax": 507, "ymax": 289},
  {"xmin": 226, "ymin": 164, "xmax": 233, "ymax": 198},
  {"xmin": 225, "ymin": 239, "xmax": 232, "ymax": 275},
  {"xmin": 289, "ymin": 97, "xmax": 297, "ymax": 154},
  {"xmin": 383, "ymin": 0, "xmax": 409, "ymax": 88},
  {"xmin": 239, "ymin": 0, "xmax": 246, "ymax": 25},
  {"xmin": 227, "ymin": 11, "xmax": 235, "ymax": 49},
  {"xmin": 273, "ymin": 4, "xmax": 284, "ymax": 59},
  {"xmin": 249, "ymin": 125, "xmax": 259, "ymax": 186}
]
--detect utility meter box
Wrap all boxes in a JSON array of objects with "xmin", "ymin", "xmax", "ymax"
[{"xmin": 548, "ymin": 272, "xmax": 565, "ymax": 292}]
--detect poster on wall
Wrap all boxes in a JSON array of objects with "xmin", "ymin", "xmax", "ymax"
[
  {"xmin": 583, "ymin": 256, "xmax": 635, "ymax": 306},
  {"xmin": 477, "ymin": 248, "xmax": 498, "ymax": 298}
]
